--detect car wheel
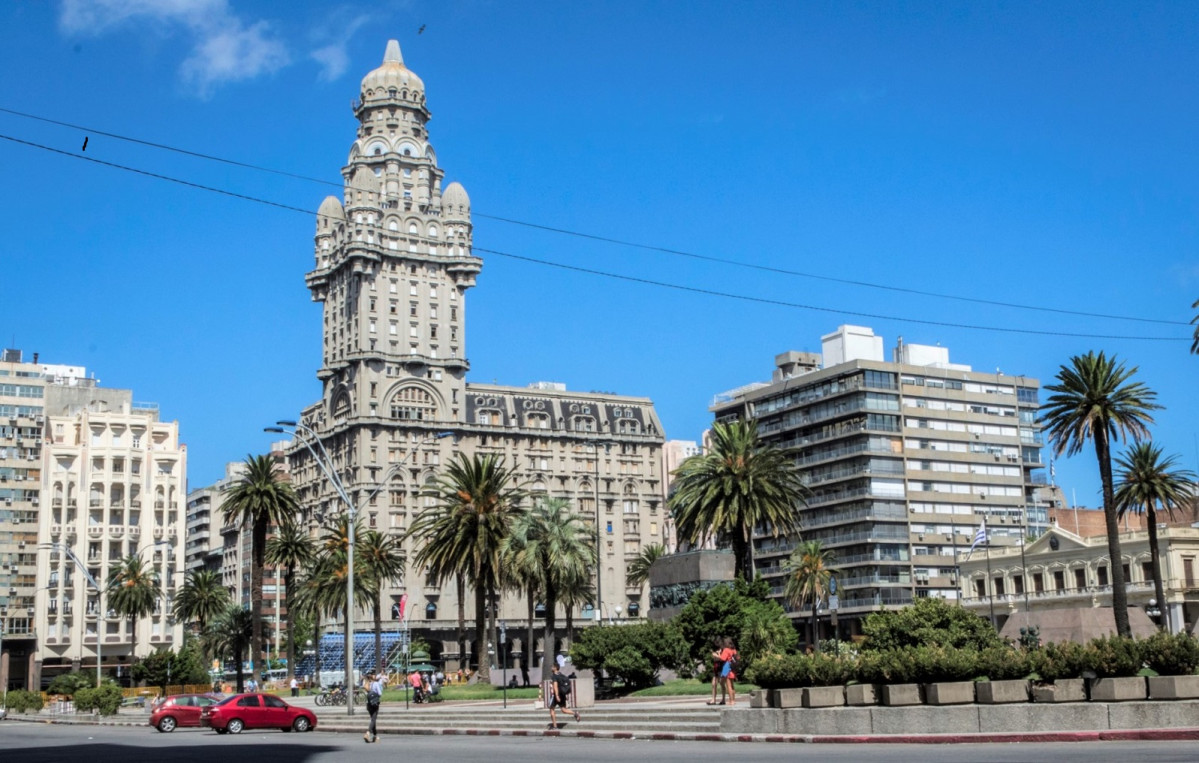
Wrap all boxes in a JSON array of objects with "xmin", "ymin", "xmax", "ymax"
[
  {"xmin": 214, "ymin": 728, "xmax": 228, "ymax": 735},
  {"xmin": 157, "ymin": 716, "xmax": 177, "ymax": 733},
  {"xmin": 227, "ymin": 719, "xmax": 244, "ymax": 735},
  {"xmin": 292, "ymin": 717, "xmax": 310, "ymax": 733}
]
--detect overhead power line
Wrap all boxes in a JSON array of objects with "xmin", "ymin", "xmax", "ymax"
[
  {"xmin": 0, "ymin": 104, "xmax": 1187, "ymax": 328},
  {"xmin": 0, "ymin": 129, "xmax": 1189, "ymax": 344}
]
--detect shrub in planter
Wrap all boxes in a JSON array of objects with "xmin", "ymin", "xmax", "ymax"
[
  {"xmin": 1083, "ymin": 635, "xmax": 1143, "ymax": 678},
  {"xmin": 46, "ymin": 671, "xmax": 96, "ymax": 698},
  {"xmin": 910, "ymin": 645, "xmax": 977, "ymax": 683},
  {"xmin": 807, "ymin": 653, "xmax": 854, "ymax": 687},
  {"xmin": 1029, "ymin": 640, "xmax": 1089, "ymax": 682},
  {"xmin": 74, "ymin": 684, "xmax": 122, "ymax": 715},
  {"xmin": 1141, "ymin": 632, "xmax": 1199, "ymax": 676},
  {"xmin": 974, "ymin": 646, "xmax": 1031, "ymax": 681},
  {"xmin": 745, "ymin": 652, "xmax": 807, "ymax": 689},
  {"xmin": 4, "ymin": 689, "xmax": 44, "ymax": 714},
  {"xmin": 855, "ymin": 647, "xmax": 919, "ymax": 685},
  {"xmin": 861, "ymin": 597, "xmax": 1003, "ymax": 652}
]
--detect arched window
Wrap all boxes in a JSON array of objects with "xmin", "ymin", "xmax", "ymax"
[{"xmin": 389, "ymin": 387, "xmax": 436, "ymax": 421}]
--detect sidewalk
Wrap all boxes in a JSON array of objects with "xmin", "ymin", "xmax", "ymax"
[{"xmin": 7, "ymin": 696, "xmax": 1199, "ymax": 745}]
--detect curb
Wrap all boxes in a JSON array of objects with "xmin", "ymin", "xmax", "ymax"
[{"xmin": 314, "ymin": 724, "xmax": 1199, "ymax": 744}]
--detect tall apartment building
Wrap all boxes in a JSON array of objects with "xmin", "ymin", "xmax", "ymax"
[
  {"xmin": 287, "ymin": 41, "xmax": 667, "ymax": 669},
  {"xmin": 34, "ymin": 386, "xmax": 187, "ymax": 688},
  {"xmin": 710, "ymin": 325, "xmax": 1048, "ymax": 640}
]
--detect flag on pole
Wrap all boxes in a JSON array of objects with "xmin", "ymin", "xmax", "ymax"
[
  {"xmin": 398, "ymin": 593, "xmax": 408, "ymax": 620},
  {"xmin": 966, "ymin": 521, "xmax": 988, "ymax": 559}
]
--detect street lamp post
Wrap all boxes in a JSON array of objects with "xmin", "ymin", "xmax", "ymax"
[
  {"xmin": 500, "ymin": 620, "xmax": 507, "ymax": 709},
  {"xmin": 584, "ymin": 440, "xmax": 606, "ymax": 626},
  {"xmin": 43, "ymin": 543, "xmax": 104, "ymax": 688},
  {"xmin": 0, "ymin": 607, "xmax": 8, "ymax": 705},
  {"xmin": 266, "ymin": 422, "xmax": 451, "ymax": 716}
]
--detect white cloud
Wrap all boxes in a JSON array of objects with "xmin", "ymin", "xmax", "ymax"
[
  {"xmin": 58, "ymin": 0, "xmax": 290, "ymax": 95},
  {"xmin": 310, "ymin": 14, "xmax": 372, "ymax": 83}
]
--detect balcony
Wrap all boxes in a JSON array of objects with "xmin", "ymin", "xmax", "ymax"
[
  {"xmin": 52, "ymin": 498, "xmax": 64, "ymax": 507},
  {"xmin": 130, "ymin": 499, "xmax": 142, "ymax": 508},
  {"xmin": 87, "ymin": 527, "xmax": 104, "ymax": 539},
  {"xmin": 89, "ymin": 499, "xmax": 103, "ymax": 508},
  {"xmin": 51, "ymin": 524, "xmax": 62, "ymax": 537}
]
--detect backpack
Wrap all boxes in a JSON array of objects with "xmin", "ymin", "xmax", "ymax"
[
  {"xmin": 554, "ymin": 672, "xmax": 572, "ymax": 698},
  {"xmin": 727, "ymin": 651, "xmax": 741, "ymax": 676},
  {"xmin": 366, "ymin": 690, "xmax": 381, "ymax": 708}
]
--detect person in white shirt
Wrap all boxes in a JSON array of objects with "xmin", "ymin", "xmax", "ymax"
[{"xmin": 290, "ymin": 677, "xmax": 299, "ymax": 697}]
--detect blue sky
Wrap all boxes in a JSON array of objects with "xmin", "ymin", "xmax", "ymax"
[{"xmin": 1, "ymin": 1, "xmax": 1196, "ymax": 505}]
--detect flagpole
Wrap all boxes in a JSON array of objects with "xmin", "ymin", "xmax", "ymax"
[
  {"xmin": 952, "ymin": 521, "xmax": 960, "ymax": 607},
  {"xmin": 985, "ymin": 538, "xmax": 996, "ymax": 629}
]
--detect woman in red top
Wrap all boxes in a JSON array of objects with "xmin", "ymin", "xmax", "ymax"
[{"xmin": 718, "ymin": 637, "xmax": 738, "ymax": 706}]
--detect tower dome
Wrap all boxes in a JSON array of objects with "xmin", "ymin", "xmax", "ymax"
[
  {"xmin": 361, "ymin": 40, "xmax": 424, "ymax": 100},
  {"xmin": 442, "ymin": 181, "xmax": 470, "ymax": 220}
]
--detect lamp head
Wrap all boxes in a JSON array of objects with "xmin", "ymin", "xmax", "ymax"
[
  {"xmin": 276, "ymin": 420, "xmax": 298, "ymax": 427},
  {"xmin": 264, "ymin": 427, "xmax": 285, "ymax": 434}
]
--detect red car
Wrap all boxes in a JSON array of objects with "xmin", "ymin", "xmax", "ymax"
[
  {"xmin": 149, "ymin": 693, "xmax": 222, "ymax": 732},
  {"xmin": 200, "ymin": 692, "xmax": 317, "ymax": 734}
]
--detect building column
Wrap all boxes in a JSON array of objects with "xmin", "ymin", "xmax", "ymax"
[{"xmin": 29, "ymin": 654, "xmax": 40, "ymax": 691}]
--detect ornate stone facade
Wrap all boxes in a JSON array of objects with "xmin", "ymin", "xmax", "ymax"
[{"xmin": 288, "ymin": 41, "xmax": 666, "ymax": 670}]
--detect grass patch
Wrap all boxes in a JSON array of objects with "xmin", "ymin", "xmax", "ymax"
[
  {"xmin": 382, "ymin": 683, "xmax": 542, "ymax": 702},
  {"xmin": 628, "ymin": 679, "xmax": 758, "ymax": 697}
]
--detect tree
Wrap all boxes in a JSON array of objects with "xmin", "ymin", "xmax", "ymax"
[
  {"xmin": 504, "ymin": 497, "xmax": 594, "ymax": 670},
  {"xmin": 265, "ymin": 520, "xmax": 317, "ymax": 681},
  {"xmin": 131, "ymin": 642, "xmax": 209, "ymax": 692},
  {"xmin": 409, "ymin": 453, "xmax": 525, "ymax": 682},
  {"xmin": 1041, "ymin": 351, "xmax": 1160, "ymax": 637},
  {"xmin": 668, "ymin": 420, "xmax": 807, "ymax": 579},
  {"xmin": 783, "ymin": 540, "xmax": 836, "ymax": 651},
  {"xmin": 220, "ymin": 454, "xmax": 300, "ymax": 681},
  {"xmin": 106, "ymin": 553, "xmax": 161, "ymax": 664},
  {"xmin": 558, "ymin": 566, "xmax": 594, "ymax": 647},
  {"xmin": 358, "ymin": 529, "xmax": 407, "ymax": 673},
  {"xmin": 860, "ymin": 597, "xmax": 1002, "ymax": 652},
  {"xmin": 626, "ymin": 543, "xmax": 666, "ymax": 589},
  {"xmin": 1115, "ymin": 443, "xmax": 1198, "ymax": 632},
  {"xmin": 173, "ymin": 569, "xmax": 230, "ymax": 639},
  {"xmin": 570, "ymin": 621, "xmax": 688, "ymax": 689},
  {"xmin": 502, "ymin": 540, "xmax": 542, "ymax": 677},
  {"xmin": 672, "ymin": 577, "xmax": 793, "ymax": 678},
  {"xmin": 205, "ymin": 605, "xmax": 254, "ymax": 693}
]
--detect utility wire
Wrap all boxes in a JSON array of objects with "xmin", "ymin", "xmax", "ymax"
[
  {"xmin": 0, "ymin": 129, "xmax": 1189, "ymax": 343},
  {"xmin": 0, "ymin": 104, "xmax": 1186, "ymax": 328}
]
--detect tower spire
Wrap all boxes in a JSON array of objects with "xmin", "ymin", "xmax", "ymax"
[{"xmin": 384, "ymin": 39, "xmax": 402, "ymax": 65}]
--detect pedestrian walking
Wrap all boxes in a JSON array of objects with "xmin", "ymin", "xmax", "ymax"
[
  {"xmin": 363, "ymin": 671, "xmax": 384, "ymax": 743},
  {"xmin": 546, "ymin": 663, "xmax": 580, "ymax": 730}
]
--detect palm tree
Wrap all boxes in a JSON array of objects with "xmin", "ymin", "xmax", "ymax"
[
  {"xmin": 220, "ymin": 454, "xmax": 300, "ymax": 681},
  {"xmin": 107, "ymin": 554, "xmax": 161, "ymax": 664},
  {"xmin": 205, "ymin": 604, "xmax": 254, "ymax": 693},
  {"xmin": 503, "ymin": 543, "xmax": 542, "ymax": 678},
  {"xmin": 410, "ymin": 453, "xmax": 525, "ymax": 682},
  {"xmin": 504, "ymin": 497, "xmax": 595, "ymax": 670},
  {"xmin": 288, "ymin": 568, "xmax": 326, "ymax": 686},
  {"xmin": 626, "ymin": 543, "xmax": 666, "ymax": 589},
  {"xmin": 265, "ymin": 520, "xmax": 317, "ymax": 682},
  {"xmin": 783, "ymin": 540, "xmax": 836, "ymax": 651},
  {"xmin": 1041, "ymin": 351, "xmax": 1160, "ymax": 637},
  {"xmin": 173, "ymin": 569, "xmax": 230, "ymax": 639},
  {"xmin": 669, "ymin": 419, "xmax": 808, "ymax": 579},
  {"xmin": 1115, "ymin": 443, "xmax": 1197, "ymax": 631},
  {"xmin": 358, "ymin": 529, "xmax": 407, "ymax": 673},
  {"xmin": 558, "ymin": 566, "xmax": 594, "ymax": 646}
]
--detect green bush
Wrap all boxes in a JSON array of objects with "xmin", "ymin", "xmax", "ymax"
[
  {"xmin": 571, "ymin": 620, "xmax": 688, "ymax": 689},
  {"xmin": 1029, "ymin": 640, "xmax": 1089, "ymax": 682},
  {"xmin": 672, "ymin": 578, "xmax": 794, "ymax": 678},
  {"xmin": 855, "ymin": 648, "xmax": 920, "ymax": 685},
  {"xmin": 46, "ymin": 671, "xmax": 97, "ymax": 697},
  {"xmin": 974, "ymin": 646, "xmax": 1031, "ymax": 681},
  {"xmin": 909, "ymin": 645, "xmax": 977, "ymax": 683},
  {"xmin": 3, "ymin": 689, "xmax": 44, "ymax": 714},
  {"xmin": 74, "ymin": 684, "xmax": 123, "ymax": 715},
  {"xmin": 744, "ymin": 652, "xmax": 806, "ymax": 689},
  {"xmin": 604, "ymin": 645, "xmax": 657, "ymax": 688},
  {"xmin": 1141, "ymin": 632, "xmax": 1199, "ymax": 676},
  {"xmin": 861, "ymin": 598, "xmax": 1002, "ymax": 652},
  {"xmin": 806, "ymin": 652, "xmax": 854, "ymax": 687},
  {"xmin": 1083, "ymin": 635, "xmax": 1143, "ymax": 678}
]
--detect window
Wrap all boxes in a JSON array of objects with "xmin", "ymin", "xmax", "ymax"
[
  {"xmin": 390, "ymin": 387, "xmax": 436, "ymax": 421},
  {"xmin": 1053, "ymin": 570, "xmax": 1065, "ymax": 590},
  {"xmin": 1073, "ymin": 569, "xmax": 1086, "ymax": 589},
  {"xmin": 237, "ymin": 696, "xmax": 260, "ymax": 707},
  {"xmin": 1097, "ymin": 566, "xmax": 1109, "ymax": 587},
  {"xmin": 1013, "ymin": 575, "xmax": 1024, "ymax": 595},
  {"xmin": 263, "ymin": 695, "xmax": 287, "ymax": 709},
  {"xmin": 974, "ymin": 579, "xmax": 986, "ymax": 598},
  {"xmin": 1142, "ymin": 562, "xmax": 1153, "ymax": 582},
  {"xmin": 994, "ymin": 578, "xmax": 1005, "ymax": 596},
  {"xmin": 1033, "ymin": 573, "xmax": 1044, "ymax": 593}
]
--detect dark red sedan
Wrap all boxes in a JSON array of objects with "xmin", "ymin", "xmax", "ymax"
[
  {"xmin": 148, "ymin": 693, "xmax": 221, "ymax": 732},
  {"xmin": 200, "ymin": 693, "xmax": 317, "ymax": 734}
]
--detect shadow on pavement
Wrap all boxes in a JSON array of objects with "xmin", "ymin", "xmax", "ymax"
[{"xmin": 4, "ymin": 738, "xmax": 341, "ymax": 763}]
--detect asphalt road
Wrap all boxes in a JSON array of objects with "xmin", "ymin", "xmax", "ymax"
[{"xmin": 3, "ymin": 723, "xmax": 1199, "ymax": 763}]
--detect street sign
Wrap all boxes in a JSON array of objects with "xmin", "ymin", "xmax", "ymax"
[
  {"xmin": 829, "ymin": 577, "xmax": 837, "ymax": 595},
  {"xmin": 829, "ymin": 594, "xmax": 839, "ymax": 611}
]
